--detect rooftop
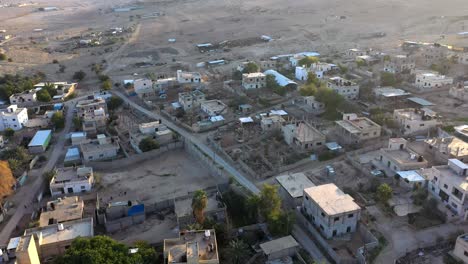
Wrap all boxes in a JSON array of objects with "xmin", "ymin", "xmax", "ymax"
[
  {"xmin": 394, "ymin": 108, "xmax": 437, "ymax": 121},
  {"xmin": 51, "ymin": 167, "xmax": 93, "ymax": 184},
  {"xmin": 24, "ymin": 218, "xmax": 93, "ymax": 245},
  {"xmin": 201, "ymin": 100, "xmax": 227, "ymax": 112},
  {"xmin": 164, "ymin": 230, "xmax": 218, "ymax": 263},
  {"xmin": 407, "ymin": 97, "xmax": 434, "ymax": 106},
  {"xmin": 28, "ymin": 130, "xmax": 52, "ymax": 147},
  {"xmin": 259, "ymin": 236, "xmax": 299, "ymax": 255},
  {"xmin": 76, "ymin": 98, "xmax": 106, "ymax": 108},
  {"xmin": 80, "ymin": 137, "xmax": 119, "ymax": 153},
  {"xmin": 382, "ymin": 149, "xmax": 427, "ymax": 166},
  {"xmin": 304, "ymin": 183, "xmax": 361, "ymax": 216},
  {"xmin": 294, "ymin": 122, "xmax": 325, "ymax": 143},
  {"xmin": 374, "ymin": 87, "xmax": 410, "ymax": 98},
  {"xmin": 243, "ymin": 72, "xmax": 266, "ymax": 78},
  {"xmin": 276, "ymin": 173, "xmax": 315, "ymax": 198},
  {"xmin": 39, "ymin": 196, "xmax": 84, "ymax": 227},
  {"xmin": 328, "ymin": 76, "xmax": 356, "ymax": 86},
  {"xmin": 396, "ymin": 170, "xmax": 425, "ymax": 182},
  {"xmin": 425, "ymin": 137, "xmax": 468, "ymax": 157},
  {"xmin": 336, "ymin": 117, "xmax": 381, "ymax": 134}
]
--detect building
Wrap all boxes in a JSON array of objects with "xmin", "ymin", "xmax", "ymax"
[
  {"xmin": 174, "ymin": 191, "xmax": 226, "ymax": 229},
  {"xmin": 455, "ymin": 125, "xmax": 468, "ymax": 142},
  {"xmin": 9, "ymin": 90, "xmax": 37, "ymax": 105},
  {"xmin": 39, "ymin": 196, "xmax": 84, "ymax": 227},
  {"xmin": 295, "ymin": 66, "xmax": 310, "ymax": 81},
  {"xmin": 82, "ymin": 107, "xmax": 107, "ymax": 136},
  {"xmin": 377, "ymin": 138, "xmax": 428, "ymax": 175},
  {"xmin": 282, "ymin": 122, "xmax": 326, "ymax": 150},
  {"xmin": 393, "ymin": 108, "xmax": 439, "ymax": 135},
  {"xmin": 178, "ymin": 90, "xmax": 205, "ymax": 111},
  {"xmin": 34, "ymin": 82, "xmax": 77, "ymax": 97},
  {"xmin": 295, "ymin": 63, "xmax": 337, "ymax": 80},
  {"xmin": 373, "ymin": 87, "xmax": 411, "ymax": 100},
  {"xmin": 449, "ymin": 84, "xmax": 468, "ymax": 102},
  {"xmin": 383, "ymin": 55, "xmax": 415, "ymax": 73},
  {"xmin": 259, "ymin": 60, "xmax": 277, "ymax": 70},
  {"xmin": 302, "ymin": 183, "xmax": 361, "ymax": 239},
  {"xmin": 80, "ymin": 134, "xmax": 120, "ymax": 162},
  {"xmin": 346, "ymin": 48, "xmax": 366, "ymax": 59},
  {"xmin": 75, "ymin": 98, "xmax": 108, "ymax": 118},
  {"xmin": 71, "ymin": 132, "xmax": 87, "ymax": 146},
  {"xmin": 264, "ymin": 70, "xmax": 298, "ymax": 89},
  {"xmin": 102, "ymin": 200, "xmax": 145, "ymax": 233},
  {"xmin": 28, "ymin": 130, "xmax": 52, "ymax": 154},
  {"xmin": 259, "ymin": 236, "xmax": 299, "ymax": 261},
  {"xmin": 261, "ymin": 114, "xmax": 285, "ymax": 132},
  {"xmin": 0, "ymin": 105, "xmax": 29, "ymax": 131},
  {"xmin": 130, "ymin": 121, "xmax": 173, "ymax": 153},
  {"xmin": 176, "ymin": 70, "xmax": 201, "ymax": 84},
  {"xmin": 419, "ymin": 44, "xmax": 448, "ymax": 66},
  {"xmin": 200, "ymin": 100, "xmax": 227, "ymax": 116},
  {"xmin": 327, "ymin": 76, "xmax": 359, "ymax": 99},
  {"xmin": 22, "ymin": 218, "xmax": 94, "ymax": 261},
  {"xmin": 49, "ymin": 166, "xmax": 94, "ymax": 197},
  {"xmin": 0, "ymin": 134, "xmax": 4, "ymax": 148},
  {"xmin": 163, "ymin": 230, "xmax": 219, "ymax": 264},
  {"xmin": 425, "ymin": 136, "xmax": 468, "ymax": 163},
  {"xmin": 134, "ymin": 78, "xmax": 155, "ymax": 99},
  {"xmin": 64, "ymin": 147, "xmax": 81, "ymax": 166},
  {"xmin": 276, "ymin": 172, "xmax": 315, "ymax": 208},
  {"xmin": 414, "ymin": 71, "xmax": 453, "ymax": 90},
  {"xmin": 302, "ymin": 96, "xmax": 325, "ymax": 113},
  {"xmin": 453, "ymin": 234, "xmax": 468, "ymax": 263},
  {"xmin": 242, "ymin": 72, "xmax": 266, "ymax": 89},
  {"xmin": 335, "ymin": 113, "xmax": 381, "ymax": 145},
  {"xmin": 422, "ymin": 159, "xmax": 468, "ymax": 217},
  {"xmin": 15, "ymin": 234, "xmax": 41, "ymax": 264}
]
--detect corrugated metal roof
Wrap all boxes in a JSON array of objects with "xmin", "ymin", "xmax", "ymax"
[
  {"xmin": 28, "ymin": 130, "xmax": 52, "ymax": 147},
  {"xmin": 264, "ymin": 70, "xmax": 297, "ymax": 87},
  {"xmin": 407, "ymin": 97, "xmax": 434, "ymax": 106}
]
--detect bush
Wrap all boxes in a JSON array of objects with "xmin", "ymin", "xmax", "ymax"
[
  {"xmin": 36, "ymin": 89, "xmax": 52, "ymax": 102},
  {"xmin": 380, "ymin": 72, "xmax": 398, "ymax": 86},
  {"xmin": 107, "ymin": 96, "xmax": 123, "ymax": 110},
  {"xmin": 242, "ymin": 62, "xmax": 259, "ymax": 74},
  {"xmin": 101, "ymin": 79, "xmax": 112, "ymax": 90},
  {"xmin": 4, "ymin": 128, "xmax": 14, "ymax": 138},
  {"xmin": 52, "ymin": 59, "xmax": 59, "ymax": 64},
  {"xmin": 73, "ymin": 70, "xmax": 86, "ymax": 81},
  {"xmin": 138, "ymin": 137, "xmax": 159, "ymax": 152},
  {"xmin": 51, "ymin": 112, "xmax": 65, "ymax": 129}
]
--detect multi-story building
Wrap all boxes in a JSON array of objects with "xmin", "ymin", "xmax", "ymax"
[
  {"xmin": 302, "ymin": 183, "xmax": 361, "ymax": 239},
  {"xmin": 383, "ymin": 55, "xmax": 415, "ymax": 73},
  {"xmin": 303, "ymin": 96, "xmax": 325, "ymax": 113},
  {"xmin": 419, "ymin": 44, "xmax": 448, "ymax": 66},
  {"xmin": 76, "ymin": 98, "xmax": 108, "ymax": 118},
  {"xmin": 178, "ymin": 90, "xmax": 205, "ymax": 111},
  {"xmin": 163, "ymin": 230, "xmax": 219, "ymax": 264},
  {"xmin": 377, "ymin": 138, "xmax": 428, "ymax": 175},
  {"xmin": 425, "ymin": 136, "xmax": 468, "ymax": 163},
  {"xmin": 39, "ymin": 196, "xmax": 84, "ymax": 227},
  {"xmin": 335, "ymin": 113, "xmax": 381, "ymax": 144},
  {"xmin": 49, "ymin": 166, "xmax": 94, "ymax": 197},
  {"xmin": 393, "ymin": 108, "xmax": 439, "ymax": 135},
  {"xmin": 260, "ymin": 114, "xmax": 285, "ymax": 132},
  {"xmin": 242, "ymin": 72, "xmax": 267, "ymax": 89},
  {"xmin": 327, "ymin": 76, "xmax": 359, "ymax": 99},
  {"xmin": 134, "ymin": 78, "xmax": 155, "ymax": 99},
  {"xmin": 414, "ymin": 71, "xmax": 453, "ymax": 90},
  {"xmin": 0, "ymin": 105, "xmax": 29, "ymax": 131},
  {"xmin": 82, "ymin": 107, "xmax": 107, "ymax": 136},
  {"xmin": 200, "ymin": 100, "xmax": 227, "ymax": 116},
  {"xmin": 176, "ymin": 70, "xmax": 201, "ymax": 84},
  {"xmin": 453, "ymin": 234, "xmax": 468, "ymax": 263},
  {"xmin": 276, "ymin": 172, "xmax": 315, "ymax": 208},
  {"xmin": 282, "ymin": 122, "xmax": 326, "ymax": 150},
  {"xmin": 80, "ymin": 134, "xmax": 120, "ymax": 162},
  {"xmin": 422, "ymin": 159, "xmax": 468, "ymax": 217},
  {"xmin": 449, "ymin": 84, "xmax": 468, "ymax": 102},
  {"xmin": 9, "ymin": 90, "xmax": 37, "ymax": 105}
]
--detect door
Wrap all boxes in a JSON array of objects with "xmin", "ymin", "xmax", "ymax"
[{"xmin": 67, "ymin": 187, "xmax": 73, "ymax": 193}]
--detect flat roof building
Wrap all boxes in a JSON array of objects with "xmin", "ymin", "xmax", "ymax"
[
  {"xmin": 425, "ymin": 136, "xmax": 468, "ymax": 163},
  {"xmin": 335, "ymin": 113, "xmax": 381, "ymax": 145},
  {"xmin": 80, "ymin": 135, "xmax": 119, "ymax": 162},
  {"xmin": 415, "ymin": 71, "xmax": 453, "ymax": 90},
  {"xmin": 174, "ymin": 191, "xmax": 226, "ymax": 229},
  {"xmin": 28, "ymin": 130, "xmax": 52, "ymax": 154},
  {"xmin": 377, "ymin": 138, "xmax": 428, "ymax": 176},
  {"xmin": 393, "ymin": 108, "xmax": 439, "ymax": 135},
  {"xmin": 39, "ymin": 196, "xmax": 84, "ymax": 227},
  {"xmin": 0, "ymin": 104, "xmax": 29, "ymax": 131},
  {"xmin": 178, "ymin": 90, "xmax": 206, "ymax": 111},
  {"xmin": 242, "ymin": 72, "xmax": 267, "ymax": 90},
  {"xmin": 260, "ymin": 236, "xmax": 299, "ymax": 261},
  {"xmin": 453, "ymin": 234, "xmax": 468, "ymax": 263},
  {"xmin": 276, "ymin": 172, "xmax": 315, "ymax": 208},
  {"xmin": 164, "ymin": 230, "xmax": 219, "ymax": 264},
  {"xmin": 200, "ymin": 100, "xmax": 227, "ymax": 117},
  {"xmin": 282, "ymin": 122, "xmax": 326, "ymax": 150},
  {"xmin": 177, "ymin": 70, "xmax": 202, "ymax": 84},
  {"xmin": 327, "ymin": 76, "xmax": 359, "ymax": 100},
  {"xmin": 49, "ymin": 166, "xmax": 94, "ymax": 197}
]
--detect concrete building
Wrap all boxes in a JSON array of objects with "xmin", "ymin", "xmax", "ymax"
[
  {"xmin": 295, "ymin": 66, "xmax": 310, "ymax": 81},
  {"xmin": 261, "ymin": 114, "xmax": 285, "ymax": 132},
  {"xmin": 303, "ymin": 96, "xmax": 325, "ymax": 113},
  {"xmin": 327, "ymin": 76, "xmax": 359, "ymax": 99},
  {"xmin": 373, "ymin": 87, "xmax": 411, "ymax": 100},
  {"xmin": 453, "ymin": 234, "xmax": 468, "ymax": 263},
  {"xmin": 39, "ymin": 196, "xmax": 84, "ymax": 227},
  {"xmin": 422, "ymin": 159, "xmax": 468, "ymax": 217},
  {"xmin": 346, "ymin": 48, "xmax": 366, "ymax": 59},
  {"xmin": 200, "ymin": 100, "xmax": 227, "ymax": 116},
  {"xmin": 259, "ymin": 60, "xmax": 277, "ymax": 70},
  {"xmin": 393, "ymin": 108, "xmax": 439, "ymax": 135},
  {"xmin": 164, "ymin": 230, "xmax": 219, "ymax": 264},
  {"xmin": 71, "ymin": 132, "xmax": 87, "ymax": 146},
  {"xmin": 242, "ymin": 72, "xmax": 266, "ymax": 90},
  {"xmin": 176, "ymin": 70, "xmax": 201, "ymax": 84},
  {"xmin": 335, "ymin": 113, "xmax": 381, "ymax": 144},
  {"xmin": 377, "ymin": 138, "xmax": 428, "ymax": 175},
  {"xmin": 415, "ymin": 71, "xmax": 453, "ymax": 90},
  {"xmin": 449, "ymin": 84, "xmax": 468, "ymax": 102},
  {"xmin": 102, "ymin": 200, "xmax": 145, "ymax": 233},
  {"xmin": 178, "ymin": 90, "xmax": 205, "ymax": 111},
  {"xmin": 276, "ymin": 172, "xmax": 315, "ymax": 208},
  {"xmin": 80, "ymin": 134, "xmax": 119, "ymax": 162},
  {"xmin": 15, "ymin": 235, "xmax": 41, "ymax": 264},
  {"xmin": 174, "ymin": 191, "xmax": 226, "ymax": 229},
  {"xmin": 82, "ymin": 107, "xmax": 107, "ymax": 136},
  {"xmin": 76, "ymin": 98, "xmax": 108, "ymax": 118},
  {"xmin": 425, "ymin": 136, "xmax": 468, "ymax": 163},
  {"xmin": 130, "ymin": 121, "xmax": 173, "ymax": 153},
  {"xmin": 419, "ymin": 44, "xmax": 448, "ymax": 66},
  {"xmin": 0, "ymin": 105, "xmax": 29, "ymax": 131},
  {"xmin": 282, "ymin": 122, "xmax": 326, "ymax": 150},
  {"xmin": 28, "ymin": 130, "xmax": 52, "ymax": 154},
  {"xmin": 134, "ymin": 78, "xmax": 155, "ymax": 99},
  {"xmin": 259, "ymin": 236, "xmax": 299, "ymax": 261},
  {"xmin": 49, "ymin": 166, "xmax": 94, "ymax": 197},
  {"xmin": 9, "ymin": 90, "xmax": 37, "ymax": 105},
  {"xmin": 302, "ymin": 183, "xmax": 361, "ymax": 239},
  {"xmin": 383, "ymin": 55, "xmax": 415, "ymax": 73}
]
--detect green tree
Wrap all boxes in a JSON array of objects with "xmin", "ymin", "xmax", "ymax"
[
  {"xmin": 226, "ymin": 239, "xmax": 250, "ymax": 264},
  {"xmin": 98, "ymin": 75, "xmax": 110, "ymax": 82},
  {"xmin": 299, "ymin": 83, "xmax": 317, "ymax": 96},
  {"xmin": 73, "ymin": 70, "xmax": 86, "ymax": 81},
  {"xmin": 43, "ymin": 83, "xmax": 58, "ymax": 98},
  {"xmin": 4, "ymin": 128, "xmax": 14, "ymax": 138},
  {"xmin": 268, "ymin": 211, "xmax": 295, "ymax": 236},
  {"xmin": 138, "ymin": 137, "xmax": 159, "ymax": 152},
  {"xmin": 36, "ymin": 88, "xmax": 52, "ymax": 102},
  {"xmin": 51, "ymin": 112, "xmax": 65, "ymax": 129},
  {"xmin": 107, "ymin": 96, "xmax": 123, "ymax": 111},
  {"xmin": 232, "ymin": 70, "xmax": 243, "ymax": 80},
  {"xmin": 258, "ymin": 184, "xmax": 282, "ymax": 221},
  {"xmin": 242, "ymin": 62, "xmax": 259, "ymax": 74},
  {"xmin": 102, "ymin": 79, "xmax": 112, "ymax": 90},
  {"xmin": 376, "ymin": 183, "xmax": 393, "ymax": 203},
  {"xmin": 298, "ymin": 56, "xmax": 319, "ymax": 67},
  {"xmin": 72, "ymin": 117, "xmax": 82, "ymax": 130},
  {"xmin": 192, "ymin": 190, "xmax": 208, "ymax": 225},
  {"xmin": 380, "ymin": 72, "xmax": 398, "ymax": 86},
  {"xmin": 266, "ymin": 75, "xmax": 279, "ymax": 90}
]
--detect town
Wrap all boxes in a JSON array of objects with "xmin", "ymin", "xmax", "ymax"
[{"xmin": 1, "ymin": 0, "xmax": 468, "ymax": 264}]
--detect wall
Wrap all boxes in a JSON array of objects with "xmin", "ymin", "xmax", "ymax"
[{"xmin": 104, "ymin": 214, "xmax": 146, "ymax": 233}]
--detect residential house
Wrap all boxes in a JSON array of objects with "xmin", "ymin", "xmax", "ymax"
[
  {"xmin": 302, "ymin": 96, "xmax": 325, "ymax": 113},
  {"xmin": 419, "ymin": 44, "xmax": 448, "ymax": 66},
  {"xmin": 453, "ymin": 234, "xmax": 468, "ymax": 263},
  {"xmin": 282, "ymin": 122, "xmax": 326, "ymax": 150},
  {"xmin": 383, "ymin": 55, "xmax": 415, "ymax": 73},
  {"xmin": 302, "ymin": 183, "xmax": 361, "ymax": 239},
  {"xmin": 15, "ymin": 234, "xmax": 41, "ymax": 264},
  {"xmin": 415, "ymin": 71, "xmax": 453, "ymax": 90},
  {"xmin": 80, "ymin": 134, "xmax": 120, "ymax": 162},
  {"xmin": 176, "ymin": 70, "xmax": 201, "ymax": 84},
  {"xmin": 82, "ymin": 107, "xmax": 107, "ymax": 136},
  {"xmin": 335, "ymin": 113, "xmax": 381, "ymax": 144},
  {"xmin": 49, "ymin": 166, "xmax": 94, "ymax": 197},
  {"xmin": 259, "ymin": 236, "xmax": 299, "ymax": 262},
  {"xmin": 295, "ymin": 66, "xmax": 310, "ymax": 81},
  {"xmin": 178, "ymin": 90, "xmax": 205, "ymax": 111},
  {"xmin": 71, "ymin": 132, "xmax": 87, "ymax": 146},
  {"xmin": 9, "ymin": 90, "xmax": 37, "ymax": 105},
  {"xmin": 276, "ymin": 172, "xmax": 315, "ymax": 208},
  {"xmin": 200, "ymin": 100, "xmax": 227, "ymax": 116},
  {"xmin": 346, "ymin": 48, "xmax": 366, "ymax": 59},
  {"xmin": 130, "ymin": 121, "xmax": 173, "ymax": 153},
  {"xmin": 134, "ymin": 78, "xmax": 155, "ymax": 99},
  {"xmin": 261, "ymin": 113, "xmax": 285, "ymax": 132},
  {"xmin": 425, "ymin": 136, "xmax": 468, "ymax": 163},
  {"xmin": 76, "ymin": 98, "xmax": 108, "ymax": 118},
  {"xmin": 449, "ymin": 83, "xmax": 468, "ymax": 102},
  {"xmin": 0, "ymin": 105, "xmax": 28, "ymax": 131},
  {"xmin": 39, "ymin": 196, "xmax": 84, "ymax": 227},
  {"xmin": 242, "ymin": 72, "xmax": 266, "ymax": 89},
  {"xmin": 376, "ymin": 138, "xmax": 428, "ymax": 175},
  {"xmin": 258, "ymin": 60, "xmax": 277, "ymax": 70},
  {"xmin": 163, "ymin": 230, "xmax": 219, "ymax": 264},
  {"xmin": 101, "ymin": 200, "xmax": 145, "ymax": 233},
  {"xmin": 327, "ymin": 76, "xmax": 359, "ymax": 99},
  {"xmin": 393, "ymin": 108, "xmax": 439, "ymax": 135}
]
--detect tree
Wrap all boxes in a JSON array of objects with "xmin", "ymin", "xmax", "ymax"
[
  {"xmin": 380, "ymin": 72, "xmax": 398, "ymax": 86},
  {"xmin": 258, "ymin": 184, "xmax": 282, "ymax": 221},
  {"xmin": 54, "ymin": 236, "xmax": 157, "ymax": 264},
  {"xmin": 51, "ymin": 112, "xmax": 65, "ymax": 129},
  {"xmin": 107, "ymin": 96, "xmax": 123, "ymax": 111},
  {"xmin": 376, "ymin": 183, "xmax": 393, "ymax": 203},
  {"xmin": 266, "ymin": 75, "xmax": 279, "ymax": 90},
  {"xmin": 242, "ymin": 62, "xmax": 259, "ymax": 74},
  {"xmin": 226, "ymin": 239, "xmax": 250, "ymax": 264},
  {"xmin": 232, "ymin": 70, "xmax": 243, "ymax": 80},
  {"xmin": 98, "ymin": 75, "xmax": 110, "ymax": 82},
  {"xmin": 4, "ymin": 128, "xmax": 14, "ymax": 138},
  {"xmin": 138, "ymin": 137, "xmax": 159, "ymax": 152},
  {"xmin": 43, "ymin": 83, "xmax": 57, "ymax": 97},
  {"xmin": 299, "ymin": 83, "xmax": 317, "ymax": 96},
  {"xmin": 102, "ymin": 79, "xmax": 112, "ymax": 90},
  {"xmin": 192, "ymin": 190, "xmax": 208, "ymax": 225},
  {"xmin": 73, "ymin": 70, "xmax": 86, "ymax": 81},
  {"xmin": 0, "ymin": 54, "xmax": 6, "ymax": 61},
  {"xmin": 36, "ymin": 88, "xmax": 52, "ymax": 102},
  {"xmin": 268, "ymin": 211, "xmax": 295, "ymax": 236},
  {"xmin": 298, "ymin": 56, "xmax": 319, "ymax": 67}
]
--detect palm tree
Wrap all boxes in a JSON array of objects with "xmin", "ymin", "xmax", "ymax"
[
  {"xmin": 226, "ymin": 239, "xmax": 249, "ymax": 264},
  {"xmin": 192, "ymin": 190, "xmax": 208, "ymax": 225}
]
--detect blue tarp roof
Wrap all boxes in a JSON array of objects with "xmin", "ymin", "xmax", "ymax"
[{"xmin": 28, "ymin": 130, "xmax": 52, "ymax": 147}]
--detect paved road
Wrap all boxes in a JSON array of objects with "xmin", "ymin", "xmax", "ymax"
[
  {"xmin": 112, "ymin": 90, "xmax": 260, "ymax": 194},
  {"xmin": 292, "ymin": 225, "xmax": 330, "ymax": 263}
]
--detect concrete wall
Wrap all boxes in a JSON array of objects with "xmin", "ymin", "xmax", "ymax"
[{"xmin": 104, "ymin": 214, "xmax": 146, "ymax": 233}]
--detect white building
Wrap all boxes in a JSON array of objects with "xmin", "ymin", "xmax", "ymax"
[
  {"xmin": 0, "ymin": 105, "xmax": 29, "ymax": 131},
  {"xmin": 377, "ymin": 138, "xmax": 428, "ymax": 175},
  {"xmin": 302, "ymin": 183, "xmax": 361, "ymax": 239},
  {"xmin": 453, "ymin": 234, "xmax": 468, "ymax": 263},
  {"xmin": 176, "ymin": 70, "xmax": 201, "ymax": 84},
  {"xmin": 415, "ymin": 71, "xmax": 453, "ymax": 90},
  {"xmin": 260, "ymin": 114, "xmax": 285, "ymax": 132},
  {"xmin": 282, "ymin": 122, "xmax": 326, "ymax": 150},
  {"xmin": 449, "ymin": 84, "xmax": 468, "ymax": 102},
  {"xmin": 335, "ymin": 113, "xmax": 381, "ymax": 144},
  {"xmin": 393, "ymin": 108, "xmax": 439, "ymax": 135},
  {"xmin": 49, "ymin": 167, "xmax": 94, "ymax": 197},
  {"xmin": 383, "ymin": 55, "xmax": 415, "ymax": 74},
  {"xmin": 178, "ymin": 90, "xmax": 205, "ymax": 111},
  {"xmin": 327, "ymin": 77, "xmax": 359, "ymax": 100},
  {"xmin": 242, "ymin": 72, "xmax": 266, "ymax": 89},
  {"xmin": 295, "ymin": 67, "xmax": 309, "ymax": 81},
  {"xmin": 9, "ymin": 90, "xmax": 37, "ymax": 105}
]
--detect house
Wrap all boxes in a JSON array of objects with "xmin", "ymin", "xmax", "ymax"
[
  {"xmin": 449, "ymin": 83, "xmax": 468, "ymax": 102},
  {"xmin": 383, "ymin": 55, "xmax": 415, "ymax": 73},
  {"xmin": 346, "ymin": 48, "xmax": 366, "ymax": 59},
  {"xmin": 28, "ymin": 130, "xmax": 52, "ymax": 154},
  {"xmin": 34, "ymin": 82, "xmax": 77, "ymax": 97},
  {"xmin": 242, "ymin": 72, "xmax": 266, "ymax": 89},
  {"xmin": 200, "ymin": 100, "xmax": 227, "ymax": 116},
  {"xmin": 295, "ymin": 66, "xmax": 310, "ymax": 81},
  {"xmin": 102, "ymin": 200, "xmax": 145, "ymax": 233},
  {"xmin": 425, "ymin": 136, "xmax": 468, "ymax": 163},
  {"xmin": 49, "ymin": 166, "xmax": 94, "ymax": 196},
  {"xmin": 373, "ymin": 87, "xmax": 411, "ymax": 100},
  {"xmin": 76, "ymin": 98, "xmax": 108, "ymax": 118},
  {"xmin": 264, "ymin": 70, "xmax": 298, "ymax": 89},
  {"xmin": 9, "ymin": 90, "xmax": 37, "ymax": 105},
  {"xmin": 163, "ymin": 230, "xmax": 219, "ymax": 264},
  {"xmin": 259, "ymin": 60, "xmax": 277, "ymax": 70},
  {"xmin": 71, "ymin": 132, "xmax": 87, "ymax": 146},
  {"xmin": 130, "ymin": 121, "xmax": 173, "ymax": 153},
  {"xmin": 80, "ymin": 134, "xmax": 120, "ymax": 162},
  {"xmin": 238, "ymin": 104, "xmax": 252, "ymax": 113},
  {"xmin": 393, "ymin": 108, "xmax": 439, "ymax": 135},
  {"xmin": 453, "ymin": 234, "xmax": 468, "ymax": 263},
  {"xmin": 276, "ymin": 172, "xmax": 315, "ymax": 208},
  {"xmin": 15, "ymin": 234, "xmax": 41, "ymax": 264},
  {"xmin": 259, "ymin": 236, "xmax": 299, "ymax": 261},
  {"xmin": 64, "ymin": 147, "xmax": 81, "ymax": 166},
  {"xmin": 335, "ymin": 113, "xmax": 381, "ymax": 144},
  {"xmin": 303, "ymin": 96, "xmax": 325, "ymax": 113},
  {"xmin": 302, "ymin": 183, "xmax": 361, "ymax": 239},
  {"xmin": 414, "ymin": 71, "xmax": 453, "ymax": 90},
  {"xmin": 419, "ymin": 44, "xmax": 448, "ymax": 66},
  {"xmin": 178, "ymin": 90, "xmax": 205, "ymax": 111},
  {"xmin": 261, "ymin": 114, "xmax": 285, "ymax": 132},
  {"xmin": 282, "ymin": 122, "xmax": 326, "ymax": 150},
  {"xmin": 327, "ymin": 76, "xmax": 359, "ymax": 99},
  {"xmin": 134, "ymin": 78, "xmax": 155, "ymax": 99},
  {"xmin": 176, "ymin": 70, "xmax": 201, "ymax": 84},
  {"xmin": 82, "ymin": 107, "xmax": 107, "ymax": 136},
  {"xmin": 174, "ymin": 191, "xmax": 226, "ymax": 229},
  {"xmin": 376, "ymin": 138, "xmax": 428, "ymax": 175},
  {"xmin": 0, "ymin": 105, "xmax": 29, "ymax": 131},
  {"xmin": 395, "ymin": 170, "xmax": 426, "ymax": 189},
  {"xmin": 39, "ymin": 196, "xmax": 84, "ymax": 227},
  {"xmin": 422, "ymin": 159, "xmax": 468, "ymax": 218}
]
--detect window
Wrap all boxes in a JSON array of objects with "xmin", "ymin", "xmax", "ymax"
[
  {"xmin": 444, "ymin": 184, "xmax": 448, "ymax": 189},
  {"xmin": 12, "ymin": 119, "xmax": 15, "ymax": 121},
  {"xmin": 305, "ymin": 196, "xmax": 309, "ymax": 200},
  {"xmin": 347, "ymin": 226, "xmax": 351, "ymax": 233},
  {"xmin": 332, "ymin": 230, "xmax": 337, "ymax": 236},
  {"xmin": 81, "ymin": 186, "xmax": 86, "ymax": 189},
  {"xmin": 419, "ymin": 124, "xmax": 425, "ymax": 127},
  {"xmin": 348, "ymin": 213, "xmax": 354, "ymax": 218},
  {"xmin": 434, "ymin": 177, "xmax": 438, "ymax": 182},
  {"xmin": 334, "ymin": 217, "xmax": 339, "ymax": 222},
  {"xmin": 321, "ymin": 212, "xmax": 325, "ymax": 217}
]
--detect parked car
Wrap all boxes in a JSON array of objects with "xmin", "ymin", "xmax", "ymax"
[{"xmin": 325, "ymin": 165, "xmax": 336, "ymax": 176}]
